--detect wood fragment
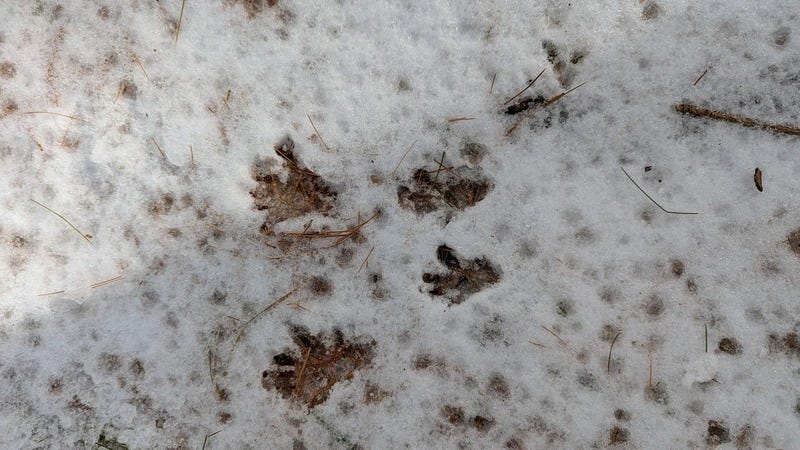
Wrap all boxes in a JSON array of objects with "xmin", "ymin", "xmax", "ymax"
[
  {"xmin": 175, "ymin": 0, "xmax": 187, "ymax": 46},
  {"xmin": 489, "ymin": 73, "xmax": 496, "ymax": 94},
  {"xmin": 307, "ymin": 114, "xmax": 331, "ymax": 152},
  {"xmin": 189, "ymin": 145, "xmax": 195, "ymax": 167},
  {"xmin": 446, "ymin": 117, "xmax": 475, "ymax": 123},
  {"xmin": 675, "ymin": 103, "xmax": 800, "ymax": 137},
  {"xmin": 754, "ymin": 167, "xmax": 763, "ymax": 192},
  {"xmin": 391, "ymin": 140, "xmax": 417, "ymax": 177},
  {"xmin": 704, "ymin": 324, "xmax": 708, "ymax": 353},
  {"xmin": 503, "ymin": 68, "xmax": 545, "ymax": 105},
  {"xmin": 29, "ymin": 199, "xmax": 93, "ymax": 244},
  {"xmin": 620, "ymin": 167, "xmax": 698, "ymax": 215},
  {"xmin": 528, "ymin": 340, "xmax": 548, "ymax": 349},
  {"xmin": 607, "ymin": 332, "xmax": 621, "ymax": 374},
  {"xmin": 693, "ymin": 68, "xmax": 708, "ymax": 86}
]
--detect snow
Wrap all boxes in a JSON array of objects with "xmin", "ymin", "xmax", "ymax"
[{"xmin": 2, "ymin": 0, "xmax": 800, "ymax": 448}]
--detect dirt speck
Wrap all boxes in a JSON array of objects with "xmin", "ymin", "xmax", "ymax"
[
  {"xmin": 0, "ymin": 61, "xmax": 16, "ymax": 79},
  {"xmin": 670, "ymin": 260, "xmax": 685, "ymax": 277},
  {"xmin": 309, "ymin": 276, "xmax": 332, "ymax": 296},
  {"xmin": 767, "ymin": 331, "xmax": 800, "ymax": 358},
  {"xmin": 787, "ymin": 230, "xmax": 800, "ymax": 256},
  {"xmin": 364, "ymin": 383, "xmax": 390, "ymax": 405},
  {"xmin": 488, "ymin": 373, "xmax": 509, "ymax": 398},
  {"xmin": 642, "ymin": 2, "xmax": 662, "ymax": 20},
  {"xmin": 442, "ymin": 405, "xmax": 465, "ymax": 425},
  {"xmin": 614, "ymin": 409, "xmax": 630, "ymax": 421},
  {"xmin": 130, "ymin": 359, "xmax": 145, "ymax": 378},
  {"xmin": 717, "ymin": 337, "xmax": 742, "ymax": 355},
  {"xmin": 645, "ymin": 382, "xmax": 668, "ymax": 404},
  {"xmin": 230, "ymin": 0, "xmax": 278, "ymax": 17},
  {"xmin": 262, "ymin": 325, "xmax": 375, "ymax": 408},
  {"xmin": 99, "ymin": 353, "xmax": 122, "ymax": 374},
  {"xmin": 2, "ymin": 99, "xmax": 18, "ymax": 118},
  {"xmin": 706, "ymin": 420, "xmax": 730, "ymax": 445},
  {"xmin": 422, "ymin": 244, "xmax": 501, "ymax": 305},
  {"xmin": 609, "ymin": 426, "xmax": 629, "ymax": 445},
  {"xmin": 644, "ymin": 295, "xmax": 665, "ymax": 317}
]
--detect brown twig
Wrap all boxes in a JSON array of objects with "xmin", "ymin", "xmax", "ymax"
[
  {"xmin": 693, "ymin": 68, "xmax": 708, "ymax": 86},
  {"xmin": 446, "ymin": 117, "xmax": 475, "ymax": 123},
  {"xmin": 675, "ymin": 103, "xmax": 800, "ymax": 137},
  {"xmin": 620, "ymin": 166, "xmax": 698, "ymax": 215},
  {"xmin": 307, "ymin": 114, "xmax": 331, "ymax": 152},
  {"xmin": 503, "ymin": 68, "xmax": 545, "ymax": 105}
]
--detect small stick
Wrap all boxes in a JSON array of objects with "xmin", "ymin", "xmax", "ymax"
[
  {"xmin": 675, "ymin": 103, "xmax": 800, "ymax": 137},
  {"xmin": 189, "ymin": 145, "xmax": 195, "ymax": 167},
  {"xmin": 357, "ymin": 246, "xmax": 375, "ymax": 272},
  {"xmin": 489, "ymin": 73, "xmax": 496, "ymax": 94},
  {"xmin": 528, "ymin": 340, "xmax": 548, "ymax": 349},
  {"xmin": 174, "ymin": 0, "xmax": 187, "ymax": 46},
  {"xmin": 306, "ymin": 114, "xmax": 331, "ymax": 152},
  {"xmin": 704, "ymin": 324, "xmax": 708, "ymax": 353},
  {"xmin": 693, "ymin": 68, "xmax": 708, "ymax": 86},
  {"xmin": 90, "ymin": 275, "xmax": 123, "ymax": 288},
  {"xmin": 132, "ymin": 52, "xmax": 151, "ymax": 82},
  {"xmin": 294, "ymin": 346, "xmax": 312, "ymax": 398},
  {"xmin": 446, "ymin": 117, "xmax": 475, "ymax": 123},
  {"xmin": 201, "ymin": 430, "xmax": 222, "ymax": 450},
  {"xmin": 29, "ymin": 199, "xmax": 93, "ymax": 244},
  {"xmin": 620, "ymin": 166, "xmax": 698, "ymax": 215},
  {"xmin": 37, "ymin": 290, "xmax": 65, "ymax": 297},
  {"xmin": 223, "ymin": 89, "xmax": 231, "ymax": 110},
  {"xmin": 754, "ymin": 167, "xmax": 763, "ymax": 192},
  {"xmin": 391, "ymin": 140, "xmax": 417, "ymax": 177},
  {"xmin": 503, "ymin": 68, "xmax": 545, "ymax": 105},
  {"xmin": 648, "ymin": 354, "xmax": 653, "ymax": 388},
  {"xmin": 23, "ymin": 111, "xmax": 88, "ymax": 123},
  {"xmin": 151, "ymin": 138, "xmax": 166, "ymax": 158},
  {"xmin": 607, "ymin": 332, "xmax": 621, "ymax": 374}
]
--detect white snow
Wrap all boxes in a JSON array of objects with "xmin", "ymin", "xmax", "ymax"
[{"xmin": 2, "ymin": 0, "xmax": 800, "ymax": 448}]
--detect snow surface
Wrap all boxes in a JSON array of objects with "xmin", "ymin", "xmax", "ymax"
[{"xmin": 2, "ymin": 0, "xmax": 800, "ymax": 448}]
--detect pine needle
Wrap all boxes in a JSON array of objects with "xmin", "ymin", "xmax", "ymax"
[
  {"xmin": 90, "ymin": 275, "xmax": 123, "ymax": 289},
  {"xmin": 503, "ymin": 68, "xmax": 545, "ymax": 105},
  {"xmin": 391, "ymin": 140, "xmax": 417, "ymax": 177},
  {"xmin": 307, "ymin": 114, "xmax": 331, "ymax": 152},
  {"xmin": 23, "ymin": 111, "xmax": 88, "ymax": 123},
  {"xmin": 620, "ymin": 167, "xmax": 698, "ymax": 215},
  {"xmin": 504, "ymin": 81, "xmax": 587, "ymax": 136},
  {"xmin": 357, "ymin": 246, "xmax": 375, "ymax": 272},
  {"xmin": 29, "ymin": 199, "xmax": 93, "ymax": 244},
  {"xmin": 174, "ymin": 0, "xmax": 187, "ymax": 46},
  {"xmin": 37, "ymin": 290, "xmax": 65, "ymax": 297},
  {"xmin": 489, "ymin": 73, "xmax": 496, "ymax": 94},
  {"xmin": 201, "ymin": 430, "xmax": 222, "ymax": 450},
  {"xmin": 607, "ymin": 332, "xmax": 621, "ymax": 374},
  {"xmin": 152, "ymin": 138, "xmax": 166, "ymax": 158},
  {"xmin": 693, "ymin": 68, "xmax": 708, "ymax": 86},
  {"xmin": 446, "ymin": 117, "xmax": 475, "ymax": 123},
  {"xmin": 132, "ymin": 52, "xmax": 151, "ymax": 82},
  {"xmin": 294, "ymin": 346, "xmax": 312, "ymax": 398}
]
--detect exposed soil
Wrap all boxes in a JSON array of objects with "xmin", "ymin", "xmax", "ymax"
[
  {"xmin": 422, "ymin": 245, "xmax": 501, "ymax": 305},
  {"xmin": 262, "ymin": 325, "xmax": 375, "ymax": 408},
  {"xmin": 250, "ymin": 137, "xmax": 338, "ymax": 234},
  {"xmin": 397, "ymin": 165, "xmax": 491, "ymax": 215}
]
